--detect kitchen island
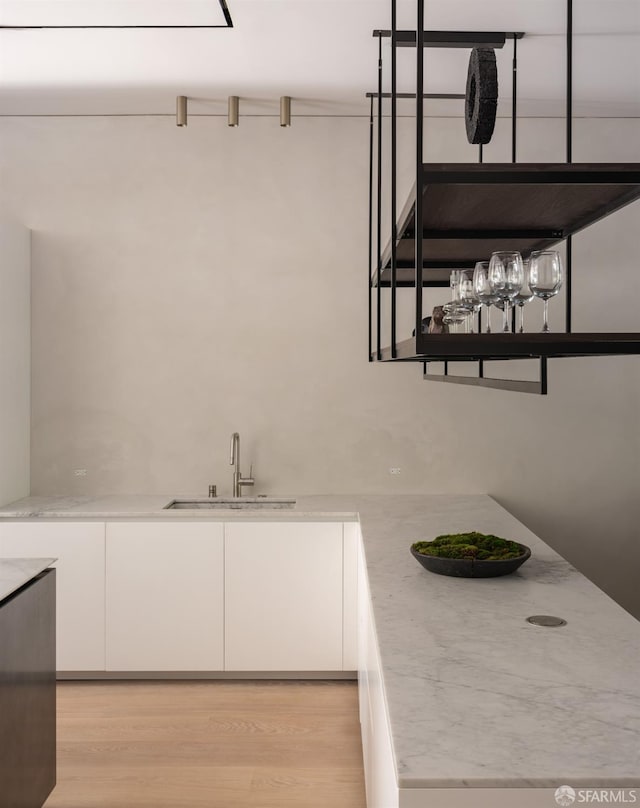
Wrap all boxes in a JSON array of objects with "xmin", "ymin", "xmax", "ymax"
[
  {"xmin": 0, "ymin": 495, "xmax": 638, "ymax": 807},
  {"xmin": 0, "ymin": 557, "xmax": 56, "ymax": 808}
]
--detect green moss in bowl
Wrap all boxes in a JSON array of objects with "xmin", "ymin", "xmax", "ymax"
[
  {"xmin": 410, "ymin": 532, "xmax": 531, "ymax": 578},
  {"xmin": 412, "ymin": 532, "xmax": 525, "ymax": 561}
]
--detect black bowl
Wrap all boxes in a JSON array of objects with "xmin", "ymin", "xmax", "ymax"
[{"xmin": 410, "ymin": 543, "xmax": 531, "ymax": 578}]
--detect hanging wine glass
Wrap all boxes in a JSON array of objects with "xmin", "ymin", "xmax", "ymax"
[
  {"xmin": 513, "ymin": 259, "xmax": 534, "ymax": 333},
  {"xmin": 488, "ymin": 251, "xmax": 524, "ymax": 333},
  {"xmin": 450, "ymin": 270, "xmax": 462, "ymax": 303},
  {"xmin": 458, "ymin": 270, "xmax": 480, "ymax": 333},
  {"xmin": 472, "ymin": 261, "xmax": 498, "ymax": 334},
  {"xmin": 443, "ymin": 302, "xmax": 468, "ymax": 332},
  {"xmin": 443, "ymin": 270, "xmax": 471, "ymax": 333},
  {"xmin": 529, "ymin": 250, "xmax": 563, "ymax": 333}
]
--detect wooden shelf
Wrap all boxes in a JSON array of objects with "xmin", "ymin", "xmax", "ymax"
[
  {"xmin": 375, "ymin": 332, "xmax": 640, "ymax": 362},
  {"xmin": 375, "ymin": 163, "xmax": 640, "ymax": 282}
]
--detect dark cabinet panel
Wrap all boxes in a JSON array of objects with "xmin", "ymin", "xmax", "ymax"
[{"xmin": 0, "ymin": 570, "xmax": 56, "ymax": 808}]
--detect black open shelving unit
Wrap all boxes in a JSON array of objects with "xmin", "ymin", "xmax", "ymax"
[{"xmin": 368, "ymin": 0, "xmax": 640, "ymax": 394}]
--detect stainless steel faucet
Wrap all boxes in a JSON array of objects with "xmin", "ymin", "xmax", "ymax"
[{"xmin": 230, "ymin": 432, "xmax": 255, "ymax": 498}]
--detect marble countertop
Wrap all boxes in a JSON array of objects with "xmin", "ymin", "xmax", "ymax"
[
  {"xmin": 0, "ymin": 493, "xmax": 639, "ymax": 788},
  {"xmin": 0, "ymin": 494, "xmax": 358, "ymax": 520},
  {"xmin": 0, "ymin": 557, "xmax": 56, "ymax": 601},
  {"xmin": 356, "ymin": 495, "xmax": 640, "ymax": 789}
]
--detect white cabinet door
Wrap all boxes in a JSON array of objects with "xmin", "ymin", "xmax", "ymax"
[
  {"xmin": 106, "ymin": 522, "xmax": 224, "ymax": 671},
  {"xmin": 343, "ymin": 521, "xmax": 360, "ymax": 671},
  {"xmin": 0, "ymin": 521, "xmax": 106, "ymax": 671},
  {"xmin": 358, "ymin": 543, "xmax": 399, "ymax": 808},
  {"xmin": 224, "ymin": 522, "xmax": 343, "ymax": 671}
]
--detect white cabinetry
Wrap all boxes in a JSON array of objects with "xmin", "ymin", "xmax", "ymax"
[
  {"xmin": 105, "ymin": 522, "xmax": 224, "ymax": 671},
  {"xmin": 225, "ymin": 522, "xmax": 344, "ymax": 671},
  {"xmin": 358, "ymin": 542, "xmax": 399, "ymax": 808},
  {"xmin": 343, "ymin": 521, "xmax": 359, "ymax": 670},
  {"xmin": 0, "ymin": 521, "xmax": 105, "ymax": 671},
  {"xmin": 0, "ymin": 517, "xmax": 357, "ymax": 676}
]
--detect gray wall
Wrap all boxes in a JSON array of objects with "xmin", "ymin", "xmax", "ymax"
[
  {"xmin": 0, "ymin": 214, "xmax": 31, "ymax": 505},
  {"xmin": 0, "ymin": 114, "xmax": 638, "ymax": 618}
]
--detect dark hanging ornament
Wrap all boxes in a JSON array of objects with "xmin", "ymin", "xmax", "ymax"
[{"xmin": 465, "ymin": 48, "xmax": 498, "ymax": 145}]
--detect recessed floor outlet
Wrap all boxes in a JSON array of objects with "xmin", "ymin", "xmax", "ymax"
[{"xmin": 526, "ymin": 615, "xmax": 567, "ymax": 627}]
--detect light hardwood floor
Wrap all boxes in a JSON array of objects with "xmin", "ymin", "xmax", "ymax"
[{"xmin": 44, "ymin": 681, "xmax": 366, "ymax": 808}]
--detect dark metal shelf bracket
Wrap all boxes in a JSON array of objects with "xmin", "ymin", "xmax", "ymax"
[{"xmin": 424, "ymin": 357, "xmax": 548, "ymax": 395}]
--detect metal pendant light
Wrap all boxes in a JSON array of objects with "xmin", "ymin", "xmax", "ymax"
[
  {"xmin": 280, "ymin": 96, "xmax": 291, "ymax": 127},
  {"xmin": 228, "ymin": 96, "xmax": 239, "ymax": 127},
  {"xmin": 176, "ymin": 96, "xmax": 188, "ymax": 127}
]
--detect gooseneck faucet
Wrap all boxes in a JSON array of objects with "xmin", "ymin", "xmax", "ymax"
[{"xmin": 230, "ymin": 432, "xmax": 255, "ymax": 498}]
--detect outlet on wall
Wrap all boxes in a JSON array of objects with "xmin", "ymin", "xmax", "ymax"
[
  {"xmin": 73, "ymin": 469, "xmax": 87, "ymax": 477},
  {"xmin": 389, "ymin": 467, "xmax": 401, "ymax": 475}
]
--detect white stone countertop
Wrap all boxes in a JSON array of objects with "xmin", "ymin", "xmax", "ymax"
[
  {"xmin": 0, "ymin": 494, "xmax": 357, "ymax": 520},
  {"xmin": 0, "ymin": 493, "xmax": 639, "ymax": 789},
  {"xmin": 0, "ymin": 557, "xmax": 56, "ymax": 601},
  {"xmin": 355, "ymin": 495, "xmax": 640, "ymax": 790}
]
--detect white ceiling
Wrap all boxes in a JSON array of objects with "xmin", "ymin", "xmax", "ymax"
[
  {"xmin": 0, "ymin": 0, "xmax": 230, "ymax": 27},
  {"xmin": 0, "ymin": 0, "xmax": 639, "ymax": 117}
]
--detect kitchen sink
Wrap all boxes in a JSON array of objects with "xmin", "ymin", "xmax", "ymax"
[{"xmin": 164, "ymin": 497, "xmax": 296, "ymax": 510}]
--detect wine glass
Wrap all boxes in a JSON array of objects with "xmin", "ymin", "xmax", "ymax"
[
  {"xmin": 442, "ymin": 301, "xmax": 468, "ymax": 332},
  {"xmin": 458, "ymin": 270, "xmax": 480, "ymax": 333},
  {"xmin": 449, "ymin": 269, "xmax": 462, "ymax": 303},
  {"xmin": 472, "ymin": 261, "xmax": 498, "ymax": 334},
  {"xmin": 529, "ymin": 250, "xmax": 563, "ymax": 333},
  {"xmin": 488, "ymin": 251, "xmax": 524, "ymax": 333},
  {"xmin": 443, "ymin": 270, "xmax": 470, "ymax": 333},
  {"xmin": 512, "ymin": 259, "xmax": 534, "ymax": 333}
]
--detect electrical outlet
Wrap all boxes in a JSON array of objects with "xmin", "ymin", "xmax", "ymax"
[
  {"xmin": 389, "ymin": 467, "xmax": 401, "ymax": 475},
  {"xmin": 73, "ymin": 469, "xmax": 87, "ymax": 477}
]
